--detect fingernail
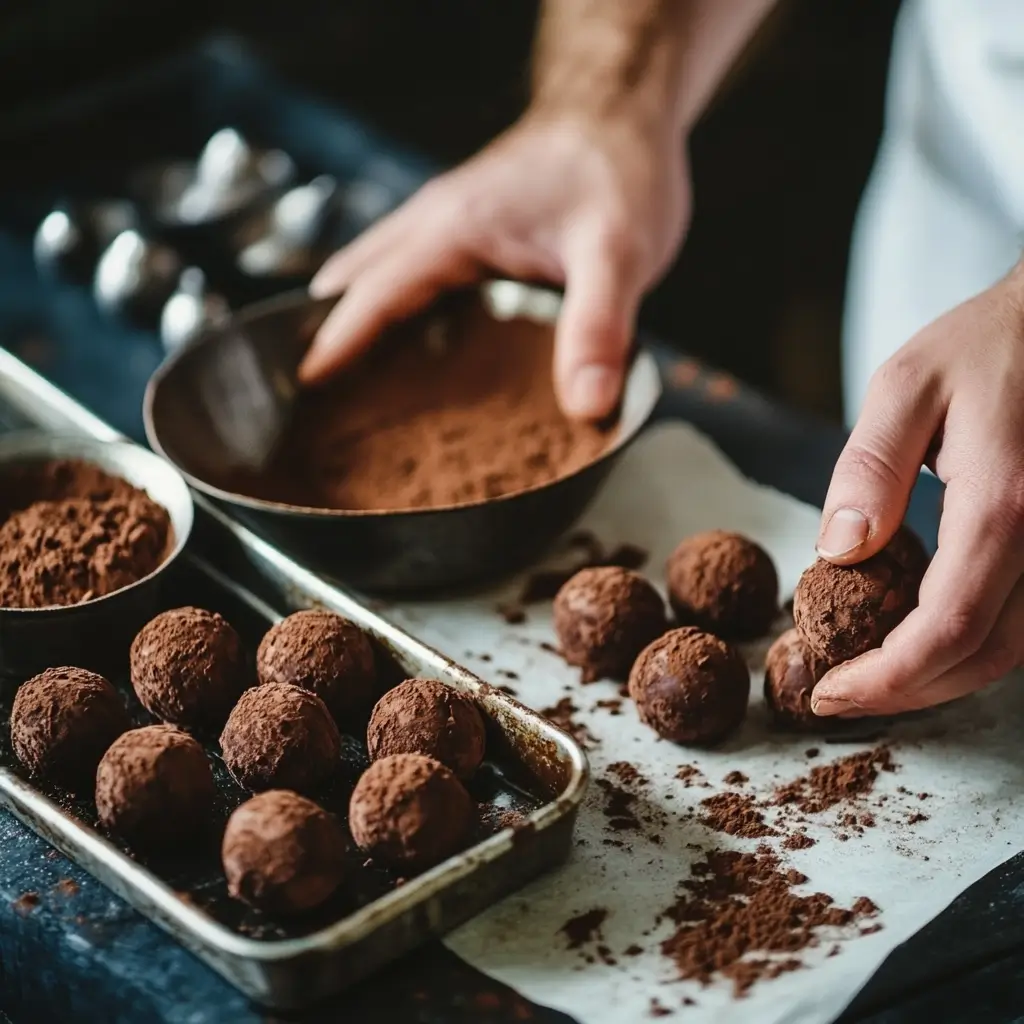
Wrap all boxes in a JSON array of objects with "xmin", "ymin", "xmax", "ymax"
[
  {"xmin": 565, "ymin": 365, "xmax": 618, "ymax": 420},
  {"xmin": 308, "ymin": 274, "xmax": 330, "ymax": 298},
  {"xmin": 811, "ymin": 695, "xmax": 858, "ymax": 716},
  {"xmin": 817, "ymin": 508, "xmax": 869, "ymax": 559}
]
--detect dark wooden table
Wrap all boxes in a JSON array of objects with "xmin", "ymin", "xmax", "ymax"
[{"xmin": 0, "ymin": 43, "xmax": 1022, "ymax": 1024}]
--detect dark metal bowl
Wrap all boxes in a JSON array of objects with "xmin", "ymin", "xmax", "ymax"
[
  {"xmin": 144, "ymin": 283, "xmax": 661, "ymax": 594},
  {"xmin": 0, "ymin": 435, "xmax": 195, "ymax": 682}
]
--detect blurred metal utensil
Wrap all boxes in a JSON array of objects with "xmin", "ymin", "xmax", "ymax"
[
  {"xmin": 93, "ymin": 229, "xmax": 182, "ymax": 326},
  {"xmin": 159, "ymin": 268, "xmax": 231, "ymax": 353},
  {"xmin": 33, "ymin": 200, "xmax": 137, "ymax": 283}
]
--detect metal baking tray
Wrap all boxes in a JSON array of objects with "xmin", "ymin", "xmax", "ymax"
[{"xmin": 0, "ymin": 345, "xmax": 589, "ymax": 1010}]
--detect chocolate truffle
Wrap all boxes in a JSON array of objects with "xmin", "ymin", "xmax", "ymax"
[
  {"xmin": 130, "ymin": 607, "xmax": 246, "ymax": 730},
  {"xmin": 256, "ymin": 609, "xmax": 376, "ymax": 724},
  {"xmin": 666, "ymin": 530, "xmax": 779, "ymax": 640},
  {"xmin": 348, "ymin": 754, "xmax": 473, "ymax": 871},
  {"xmin": 95, "ymin": 725, "xmax": 214, "ymax": 849},
  {"xmin": 553, "ymin": 566, "xmax": 667, "ymax": 683},
  {"xmin": 792, "ymin": 525, "xmax": 928, "ymax": 664},
  {"xmin": 219, "ymin": 682, "xmax": 340, "ymax": 794},
  {"xmin": 367, "ymin": 679, "xmax": 486, "ymax": 781},
  {"xmin": 763, "ymin": 628, "xmax": 835, "ymax": 731},
  {"xmin": 628, "ymin": 627, "xmax": 750, "ymax": 745},
  {"xmin": 222, "ymin": 790, "xmax": 346, "ymax": 915},
  {"xmin": 10, "ymin": 667, "xmax": 130, "ymax": 792}
]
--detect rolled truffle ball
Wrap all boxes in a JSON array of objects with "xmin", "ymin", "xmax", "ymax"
[
  {"xmin": 222, "ymin": 790, "xmax": 346, "ymax": 915},
  {"xmin": 763, "ymin": 628, "xmax": 834, "ymax": 731},
  {"xmin": 553, "ymin": 567, "xmax": 668, "ymax": 683},
  {"xmin": 367, "ymin": 679, "xmax": 486, "ymax": 781},
  {"xmin": 96, "ymin": 725, "xmax": 214, "ymax": 849},
  {"xmin": 11, "ymin": 667, "xmax": 130, "ymax": 792},
  {"xmin": 130, "ymin": 607, "xmax": 246, "ymax": 730},
  {"xmin": 793, "ymin": 525, "xmax": 927, "ymax": 664},
  {"xmin": 256, "ymin": 610, "xmax": 377, "ymax": 724},
  {"xmin": 349, "ymin": 754, "xmax": 473, "ymax": 871},
  {"xmin": 666, "ymin": 530, "xmax": 779, "ymax": 640},
  {"xmin": 628, "ymin": 627, "xmax": 750, "ymax": 745},
  {"xmin": 220, "ymin": 682, "xmax": 340, "ymax": 794}
]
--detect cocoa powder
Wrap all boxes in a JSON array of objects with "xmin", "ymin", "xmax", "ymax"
[
  {"xmin": 699, "ymin": 793, "xmax": 777, "ymax": 839},
  {"xmin": 0, "ymin": 460, "xmax": 171, "ymax": 609},
  {"xmin": 773, "ymin": 747, "xmax": 897, "ymax": 814},
  {"xmin": 660, "ymin": 845, "xmax": 878, "ymax": 996},
  {"xmin": 561, "ymin": 908, "xmax": 608, "ymax": 949},
  {"xmin": 221, "ymin": 304, "xmax": 615, "ymax": 511}
]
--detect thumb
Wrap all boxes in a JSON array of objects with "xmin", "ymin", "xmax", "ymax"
[
  {"xmin": 818, "ymin": 359, "xmax": 940, "ymax": 564},
  {"xmin": 554, "ymin": 233, "xmax": 642, "ymax": 421}
]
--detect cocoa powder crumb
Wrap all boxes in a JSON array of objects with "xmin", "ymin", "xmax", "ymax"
[
  {"xmin": 783, "ymin": 833, "xmax": 816, "ymax": 850},
  {"xmin": 649, "ymin": 997, "xmax": 674, "ymax": 1017},
  {"xmin": 624, "ymin": 943, "xmax": 643, "ymax": 956},
  {"xmin": 805, "ymin": 748, "xmax": 820, "ymax": 758},
  {"xmin": 596, "ymin": 779, "xmax": 642, "ymax": 833},
  {"xmin": 675, "ymin": 765, "xmax": 706, "ymax": 787},
  {"xmin": 852, "ymin": 897, "xmax": 879, "ymax": 916},
  {"xmin": 13, "ymin": 892, "xmax": 39, "ymax": 915},
  {"xmin": 561, "ymin": 908, "xmax": 608, "ymax": 949},
  {"xmin": 595, "ymin": 698, "xmax": 624, "ymax": 716},
  {"xmin": 608, "ymin": 761, "xmax": 649, "ymax": 787},
  {"xmin": 723, "ymin": 771, "xmax": 748, "ymax": 786},
  {"xmin": 907, "ymin": 812, "xmax": 929, "ymax": 825},
  {"xmin": 699, "ymin": 793, "xmax": 778, "ymax": 838},
  {"xmin": 659, "ymin": 846, "xmax": 870, "ymax": 996},
  {"xmin": 773, "ymin": 747, "xmax": 897, "ymax": 813},
  {"xmin": 541, "ymin": 697, "xmax": 599, "ymax": 748},
  {"xmin": 497, "ymin": 604, "xmax": 527, "ymax": 625},
  {"xmin": 54, "ymin": 878, "xmax": 79, "ymax": 897}
]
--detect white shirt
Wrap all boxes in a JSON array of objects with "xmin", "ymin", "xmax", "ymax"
[{"xmin": 842, "ymin": 0, "xmax": 1024, "ymax": 424}]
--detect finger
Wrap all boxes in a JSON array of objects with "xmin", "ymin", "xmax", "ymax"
[
  {"xmin": 298, "ymin": 243, "xmax": 478, "ymax": 384},
  {"xmin": 309, "ymin": 210, "xmax": 411, "ymax": 298},
  {"xmin": 553, "ymin": 228, "xmax": 643, "ymax": 421},
  {"xmin": 817, "ymin": 353, "xmax": 942, "ymax": 564},
  {"xmin": 812, "ymin": 470, "xmax": 1024, "ymax": 716}
]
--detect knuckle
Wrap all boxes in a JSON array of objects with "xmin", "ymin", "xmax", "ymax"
[
  {"xmin": 937, "ymin": 606, "xmax": 989, "ymax": 660},
  {"xmin": 871, "ymin": 349, "xmax": 929, "ymax": 397},
  {"xmin": 973, "ymin": 639, "xmax": 1019, "ymax": 684},
  {"xmin": 835, "ymin": 442, "xmax": 904, "ymax": 492}
]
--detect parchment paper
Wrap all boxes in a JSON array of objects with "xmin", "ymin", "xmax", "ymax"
[{"xmin": 386, "ymin": 422, "xmax": 1024, "ymax": 1024}]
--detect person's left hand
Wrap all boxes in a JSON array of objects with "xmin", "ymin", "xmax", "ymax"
[{"xmin": 811, "ymin": 261, "xmax": 1024, "ymax": 717}]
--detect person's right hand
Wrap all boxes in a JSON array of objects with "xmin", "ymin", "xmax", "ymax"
[{"xmin": 300, "ymin": 110, "xmax": 691, "ymax": 421}]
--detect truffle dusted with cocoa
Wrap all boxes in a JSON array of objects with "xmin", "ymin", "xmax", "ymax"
[
  {"xmin": 763, "ymin": 628, "xmax": 834, "ymax": 731},
  {"xmin": 349, "ymin": 753, "xmax": 473, "ymax": 871},
  {"xmin": 256, "ymin": 609, "xmax": 377, "ymax": 725},
  {"xmin": 666, "ymin": 530, "xmax": 779, "ymax": 640},
  {"xmin": 130, "ymin": 607, "xmax": 246, "ymax": 730},
  {"xmin": 11, "ymin": 667, "xmax": 130, "ymax": 792},
  {"xmin": 367, "ymin": 678, "xmax": 486, "ymax": 781},
  {"xmin": 628, "ymin": 627, "xmax": 750, "ymax": 745},
  {"xmin": 793, "ymin": 525, "xmax": 928, "ymax": 664},
  {"xmin": 219, "ymin": 682, "xmax": 340, "ymax": 794},
  {"xmin": 222, "ymin": 790, "xmax": 346, "ymax": 915},
  {"xmin": 95, "ymin": 725, "xmax": 214, "ymax": 849},
  {"xmin": 553, "ymin": 566, "xmax": 668, "ymax": 683}
]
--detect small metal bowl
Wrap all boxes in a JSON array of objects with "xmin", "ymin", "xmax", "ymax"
[
  {"xmin": 0, "ymin": 435, "xmax": 194, "ymax": 682},
  {"xmin": 144, "ymin": 283, "xmax": 661, "ymax": 594}
]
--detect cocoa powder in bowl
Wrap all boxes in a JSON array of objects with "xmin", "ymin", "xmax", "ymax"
[
  {"xmin": 0, "ymin": 459, "xmax": 171, "ymax": 609},
  {"xmin": 217, "ymin": 303, "xmax": 616, "ymax": 511}
]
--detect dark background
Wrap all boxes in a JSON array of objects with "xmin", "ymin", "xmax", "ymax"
[{"xmin": 0, "ymin": 0, "xmax": 903, "ymax": 422}]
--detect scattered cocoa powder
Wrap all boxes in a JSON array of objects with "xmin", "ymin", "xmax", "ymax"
[
  {"xmin": 659, "ymin": 845, "xmax": 877, "ymax": 996},
  {"xmin": 907, "ymin": 812, "xmax": 929, "ymax": 825},
  {"xmin": 54, "ymin": 879, "xmax": 80, "ymax": 897},
  {"xmin": 12, "ymin": 892, "xmax": 39, "ymax": 916},
  {"xmin": 624, "ymin": 943, "xmax": 644, "ymax": 957},
  {"xmin": 608, "ymin": 761, "xmax": 649, "ymax": 787},
  {"xmin": 773, "ymin": 747, "xmax": 897, "ymax": 814},
  {"xmin": 699, "ymin": 793, "xmax": 778, "ymax": 838},
  {"xmin": 596, "ymin": 779, "xmax": 642, "ymax": 833},
  {"xmin": 805, "ymin": 748, "xmax": 820, "ymax": 758},
  {"xmin": 648, "ymin": 997, "xmax": 674, "ymax": 1017},
  {"xmin": 852, "ymin": 897, "xmax": 879, "ymax": 917},
  {"xmin": 783, "ymin": 833, "xmax": 816, "ymax": 851},
  {"xmin": 723, "ymin": 771, "xmax": 748, "ymax": 786},
  {"xmin": 561, "ymin": 908, "xmax": 608, "ymax": 949},
  {"xmin": 676, "ymin": 765, "xmax": 708, "ymax": 788},
  {"xmin": 540, "ymin": 697, "xmax": 599, "ymax": 748},
  {"xmin": 595, "ymin": 698, "xmax": 624, "ymax": 716},
  {"xmin": 0, "ymin": 460, "xmax": 171, "ymax": 608}
]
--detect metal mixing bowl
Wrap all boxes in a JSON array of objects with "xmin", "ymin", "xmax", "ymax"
[
  {"xmin": 0, "ymin": 435, "xmax": 194, "ymax": 682},
  {"xmin": 144, "ymin": 282, "xmax": 662, "ymax": 594}
]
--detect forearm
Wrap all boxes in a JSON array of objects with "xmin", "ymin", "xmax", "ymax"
[{"xmin": 532, "ymin": 0, "xmax": 778, "ymax": 135}]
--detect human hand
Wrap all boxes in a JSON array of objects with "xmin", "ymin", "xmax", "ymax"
[
  {"xmin": 811, "ymin": 263, "xmax": 1024, "ymax": 717},
  {"xmin": 300, "ymin": 110, "xmax": 690, "ymax": 420}
]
